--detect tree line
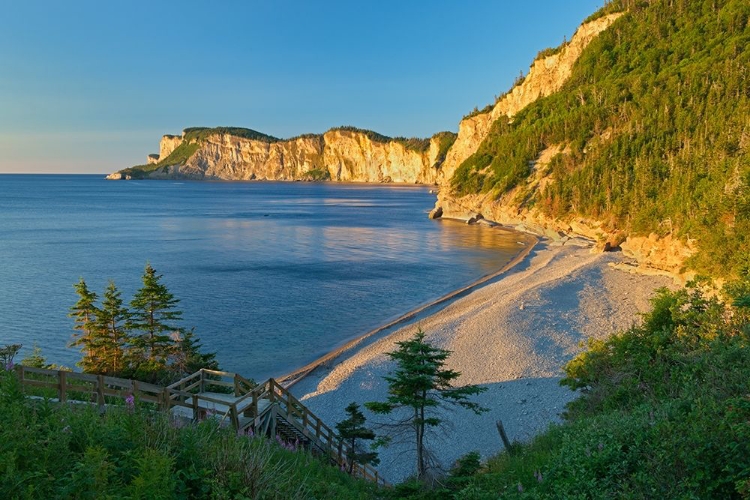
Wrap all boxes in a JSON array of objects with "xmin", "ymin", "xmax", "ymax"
[{"xmin": 68, "ymin": 264, "xmax": 217, "ymax": 384}]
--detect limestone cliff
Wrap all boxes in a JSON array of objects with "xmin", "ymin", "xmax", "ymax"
[
  {"xmin": 167, "ymin": 134, "xmax": 325, "ymax": 181},
  {"xmin": 160, "ymin": 135, "xmax": 183, "ymax": 160},
  {"xmin": 115, "ymin": 128, "xmax": 450, "ymax": 184},
  {"xmin": 437, "ymin": 13, "xmax": 623, "ymax": 185},
  {"xmin": 430, "ymin": 12, "xmax": 698, "ymax": 278}
]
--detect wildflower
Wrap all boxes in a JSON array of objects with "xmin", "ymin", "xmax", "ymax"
[
  {"xmin": 125, "ymin": 393, "xmax": 135, "ymax": 410},
  {"xmin": 534, "ymin": 470, "xmax": 543, "ymax": 482},
  {"xmin": 517, "ymin": 482, "xmax": 524, "ymax": 492},
  {"xmin": 5, "ymin": 361, "xmax": 13, "ymax": 371}
]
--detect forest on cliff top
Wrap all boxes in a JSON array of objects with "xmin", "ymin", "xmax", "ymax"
[{"xmin": 451, "ymin": 0, "xmax": 749, "ymax": 277}]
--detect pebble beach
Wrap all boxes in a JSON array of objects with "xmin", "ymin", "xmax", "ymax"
[{"xmin": 291, "ymin": 240, "xmax": 676, "ymax": 483}]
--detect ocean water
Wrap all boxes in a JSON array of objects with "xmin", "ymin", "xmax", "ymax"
[{"xmin": 0, "ymin": 175, "xmax": 522, "ymax": 380}]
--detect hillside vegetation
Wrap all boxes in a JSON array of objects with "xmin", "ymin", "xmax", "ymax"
[
  {"xmin": 0, "ymin": 370, "xmax": 379, "ymax": 499},
  {"xmin": 451, "ymin": 0, "xmax": 749, "ymax": 278}
]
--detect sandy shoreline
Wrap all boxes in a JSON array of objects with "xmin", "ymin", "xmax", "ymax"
[{"xmin": 290, "ymin": 238, "xmax": 675, "ymax": 483}]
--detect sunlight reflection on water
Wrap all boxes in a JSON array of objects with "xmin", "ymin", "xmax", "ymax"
[{"xmin": 0, "ymin": 176, "xmax": 522, "ymax": 379}]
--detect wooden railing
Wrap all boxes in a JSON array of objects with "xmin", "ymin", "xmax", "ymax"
[
  {"xmin": 229, "ymin": 378, "xmax": 387, "ymax": 486},
  {"xmin": 13, "ymin": 366, "xmax": 387, "ymax": 487},
  {"xmin": 15, "ymin": 365, "xmax": 166, "ymax": 408}
]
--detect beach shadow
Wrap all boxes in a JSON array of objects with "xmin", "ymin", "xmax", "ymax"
[{"xmin": 297, "ymin": 374, "xmax": 578, "ymax": 484}]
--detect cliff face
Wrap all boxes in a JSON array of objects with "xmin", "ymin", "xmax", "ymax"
[
  {"xmin": 160, "ymin": 135, "xmax": 183, "ymax": 160},
  {"xmin": 437, "ymin": 13, "xmax": 623, "ymax": 185},
  {"xmin": 430, "ymin": 10, "xmax": 703, "ymax": 277},
  {"xmin": 322, "ymin": 130, "xmax": 438, "ymax": 183},
  {"xmin": 133, "ymin": 130, "xmax": 444, "ymax": 184},
  {"xmin": 431, "ymin": 12, "xmax": 697, "ymax": 277},
  {"xmin": 167, "ymin": 134, "xmax": 325, "ymax": 181}
]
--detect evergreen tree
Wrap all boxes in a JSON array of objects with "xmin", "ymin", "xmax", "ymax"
[
  {"xmin": 68, "ymin": 278, "xmax": 100, "ymax": 372},
  {"xmin": 129, "ymin": 264, "xmax": 181, "ymax": 366},
  {"xmin": 169, "ymin": 328, "xmax": 219, "ymax": 378},
  {"xmin": 96, "ymin": 281, "xmax": 130, "ymax": 375},
  {"xmin": 366, "ymin": 329, "xmax": 487, "ymax": 480},
  {"xmin": 20, "ymin": 343, "xmax": 49, "ymax": 369},
  {"xmin": 335, "ymin": 402, "xmax": 379, "ymax": 474}
]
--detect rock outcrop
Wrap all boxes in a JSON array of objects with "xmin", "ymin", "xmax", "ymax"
[
  {"xmin": 437, "ymin": 13, "xmax": 623, "ymax": 184},
  {"xmin": 160, "ymin": 135, "xmax": 183, "ymax": 160},
  {"xmin": 429, "ymin": 12, "xmax": 697, "ymax": 277},
  {"xmin": 118, "ymin": 129, "xmax": 447, "ymax": 184}
]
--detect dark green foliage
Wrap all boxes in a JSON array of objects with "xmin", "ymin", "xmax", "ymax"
[
  {"xmin": 534, "ymin": 45, "xmax": 563, "ymax": 60},
  {"xmin": 393, "ymin": 137, "xmax": 431, "ymax": 153},
  {"xmin": 0, "ymin": 344, "xmax": 21, "ymax": 369},
  {"xmin": 129, "ymin": 264, "xmax": 182, "ymax": 368},
  {"xmin": 336, "ymin": 402, "xmax": 380, "ymax": 473},
  {"xmin": 95, "ymin": 281, "xmax": 130, "ymax": 375},
  {"xmin": 0, "ymin": 369, "xmax": 380, "ymax": 499},
  {"xmin": 329, "ymin": 126, "xmax": 395, "ymax": 144},
  {"xmin": 366, "ymin": 330, "xmax": 487, "ymax": 480},
  {"xmin": 169, "ymin": 328, "xmax": 219, "ymax": 379},
  {"xmin": 69, "ymin": 278, "xmax": 100, "ymax": 372},
  {"xmin": 444, "ymin": 451, "xmax": 483, "ymax": 492},
  {"xmin": 69, "ymin": 267, "xmax": 218, "ymax": 385},
  {"xmin": 330, "ymin": 126, "xmax": 433, "ymax": 153},
  {"xmin": 19, "ymin": 344, "xmax": 52, "ymax": 370},
  {"xmin": 120, "ymin": 143, "xmax": 200, "ymax": 179},
  {"xmin": 451, "ymin": 0, "xmax": 750, "ymax": 277},
  {"xmin": 432, "ymin": 132, "xmax": 458, "ymax": 169},
  {"xmin": 154, "ymin": 142, "xmax": 200, "ymax": 167},
  {"xmin": 462, "ymin": 104, "xmax": 494, "ymax": 121},
  {"xmin": 182, "ymin": 126, "xmax": 280, "ymax": 143}
]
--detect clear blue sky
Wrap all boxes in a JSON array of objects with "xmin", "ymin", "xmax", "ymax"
[{"xmin": 0, "ymin": 1, "xmax": 605, "ymax": 174}]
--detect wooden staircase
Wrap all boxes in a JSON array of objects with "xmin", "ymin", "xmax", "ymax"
[{"xmin": 15, "ymin": 366, "xmax": 386, "ymax": 486}]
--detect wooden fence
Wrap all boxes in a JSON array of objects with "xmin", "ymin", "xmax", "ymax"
[{"xmin": 13, "ymin": 366, "xmax": 387, "ymax": 487}]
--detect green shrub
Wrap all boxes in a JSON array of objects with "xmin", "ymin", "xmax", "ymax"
[{"xmin": 0, "ymin": 369, "xmax": 380, "ymax": 499}]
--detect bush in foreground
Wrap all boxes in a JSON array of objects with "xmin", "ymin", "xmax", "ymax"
[{"xmin": 0, "ymin": 370, "xmax": 379, "ymax": 499}]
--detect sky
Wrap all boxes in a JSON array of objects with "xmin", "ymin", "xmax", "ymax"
[{"xmin": 0, "ymin": 1, "xmax": 606, "ymax": 174}]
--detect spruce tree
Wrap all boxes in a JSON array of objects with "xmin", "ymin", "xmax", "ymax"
[
  {"xmin": 170, "ymin": 328, "xmax": 219, "ymax": 377},
  {"xmin": 129, "ymin": 264, "xmax": 182, "ymax": 366},
  {"xmin": 96, "ymin": 281, "xmax": 130, "ymax": 375},
  {"xmin": 68, "ymin": 278, "xmax": 100, "ymax": 372},
  {"xmin": 366, "ymin": 329, "xmax": 487, "ymax": 480},
  {"xmin": 335, "ymin": 402, "xmax": 379, "ymax": 474}
]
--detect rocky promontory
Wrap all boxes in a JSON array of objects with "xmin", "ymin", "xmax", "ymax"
[{"xmin": 110, "ymin": 127, "xmax": 456, "ymax": 185}]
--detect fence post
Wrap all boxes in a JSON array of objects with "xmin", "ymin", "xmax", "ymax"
[
  {"xmin": 496, "ymin": 419, "xmax": 514, "ymax": 452},
  {"xmin": 15, "ymin": 365, "xmax": 24, "ymax": 393},
  {"xmin": 97, "ymin": 374, "xmax": 105, "ymax": 409},
  {"xmin": 58, "ymin": 370, "xmax": 67, "ymax": 403}
]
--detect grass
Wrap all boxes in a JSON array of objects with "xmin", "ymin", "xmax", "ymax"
[{"xmin": 0, "ymin": 369, "xmax": 381, "ymax": 499}]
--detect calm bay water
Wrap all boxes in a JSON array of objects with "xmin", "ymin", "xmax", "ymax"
[{"xmin": 0, "ymin": 175, "xmax": 521, "ymax": 379}]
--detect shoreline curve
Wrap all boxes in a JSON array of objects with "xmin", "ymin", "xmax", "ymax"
[{"xmin": 277, "ymin": 228, "xmax": 538, "ymax": 387}]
